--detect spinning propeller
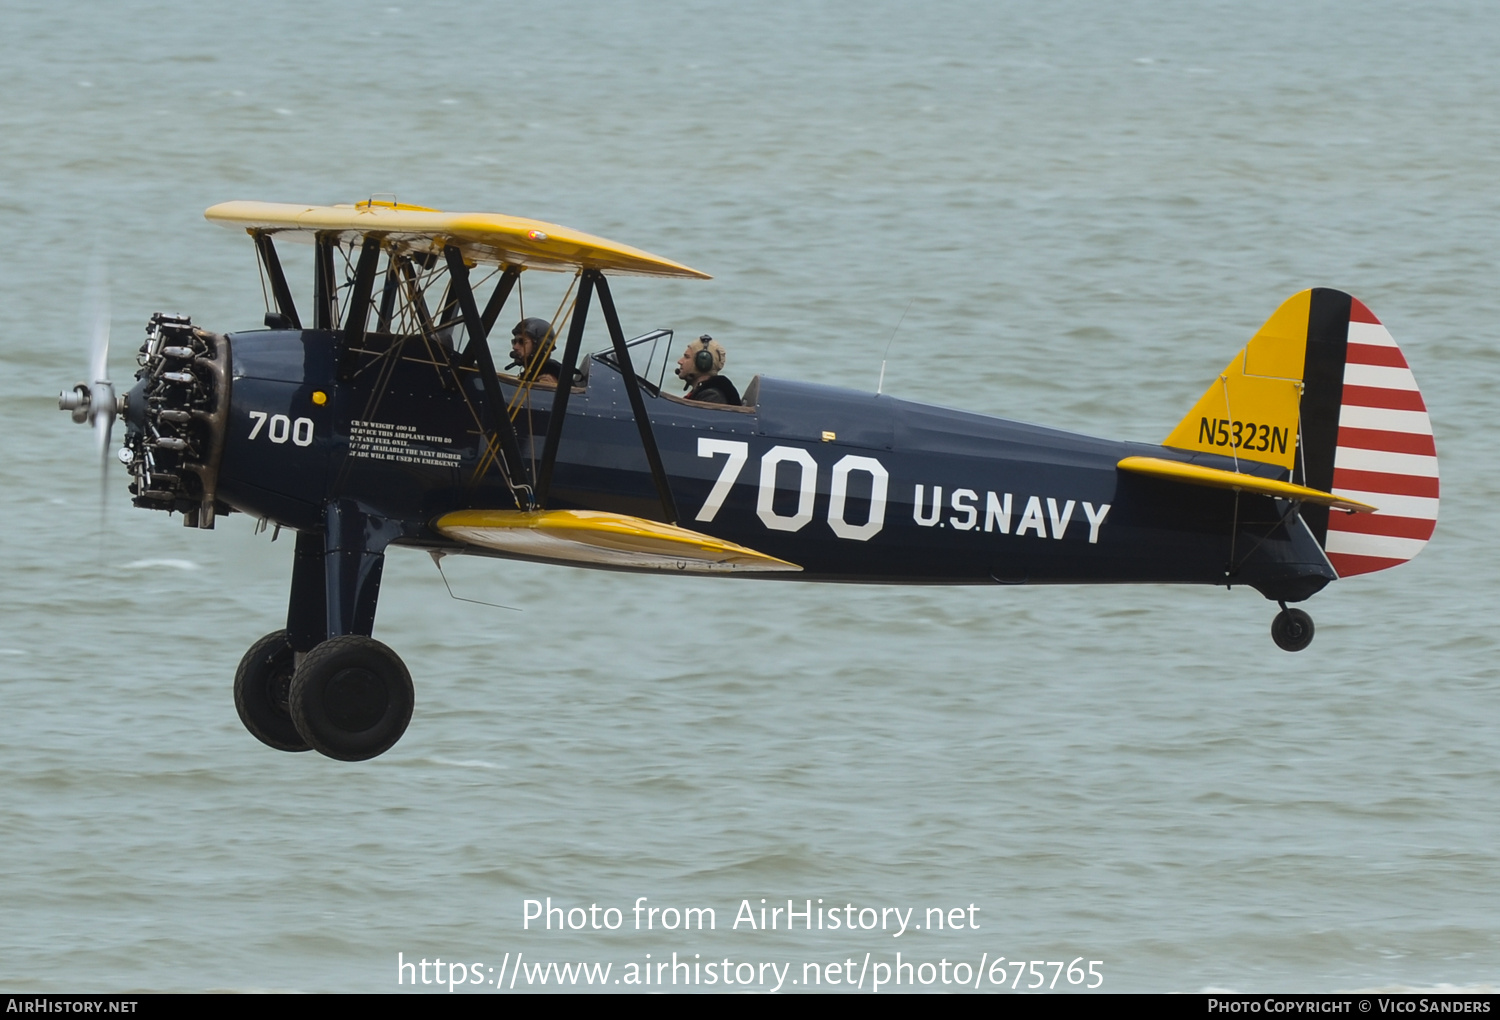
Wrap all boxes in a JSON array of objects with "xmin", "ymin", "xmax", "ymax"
[{"xmin": 57, "ymin": 269, "xmax": 120, "ymax": 481}]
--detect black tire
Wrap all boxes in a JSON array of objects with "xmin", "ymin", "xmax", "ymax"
[
  {"xmin": 234, "ymin": 630, "xmax": 312, "ymax": 752},
  {"xmin": 289, "ymin": 636, "xmax": 413, "ymax": 762},
  {"xmin": 1271, "ymin": 608, "xmax": 1315, "ymax": 652}
]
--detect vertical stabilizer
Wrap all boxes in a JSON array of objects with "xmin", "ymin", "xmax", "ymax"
[
  {"xmin": 1164, "ymin": 289, "xmax": 1438, "ymax": 578},
  {"xmin": 1162, "ymin": 291, "xmax": 1308, "ymax": 471}
]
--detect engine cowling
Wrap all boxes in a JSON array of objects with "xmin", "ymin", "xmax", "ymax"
[{"xmin": 122, "ymin": 313, "xmax": 231, "ymax": 528}]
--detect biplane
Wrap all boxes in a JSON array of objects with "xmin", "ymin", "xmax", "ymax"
[{"xmin": 57, "ymin": 200, "xmax": 1439, "ymax": 761}]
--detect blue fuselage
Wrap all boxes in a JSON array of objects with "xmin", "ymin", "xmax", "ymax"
[{"xmin": 209, "ymin": 328, "xmax": 1333, "ymax": 600}]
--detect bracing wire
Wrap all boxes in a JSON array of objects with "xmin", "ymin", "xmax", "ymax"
[{"xmin": 429, "ymin": 551, "xmax": 521, "ymax": 612}]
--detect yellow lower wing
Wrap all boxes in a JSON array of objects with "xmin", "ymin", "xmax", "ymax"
[
  {"xmin": 1118, "ymin": 456, "xmax": 1377, "ymax": 513},
  {"xmin": 435, "ymin": 510, "xmax": 802, "ymax": 573}
]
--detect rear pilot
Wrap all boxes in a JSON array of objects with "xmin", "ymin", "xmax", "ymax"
[{"xmin": 676, "ymin": 334, "xmax": 740, "ymax": 405}]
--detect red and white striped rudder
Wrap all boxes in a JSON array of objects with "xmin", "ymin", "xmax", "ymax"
[{"xmin": 1322, "ymin": 298, "xmax": 1439, "ymax": 577}]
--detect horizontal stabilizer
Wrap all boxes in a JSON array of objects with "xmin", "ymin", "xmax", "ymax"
[
  {"xmin": 1117, "ymin": 456, "xmax": 1377, "ymax": 513},
  {"xmin": 435, "ymin": 509, "xmax": 802, "ymax": 573}
]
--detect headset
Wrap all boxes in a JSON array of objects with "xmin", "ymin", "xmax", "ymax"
[
  {"xmin": 508, "ymin": 318, "xmax": 553, "ymax": 371},
  {"xmin": 694, "ymin": 334, "xmax": 716, "ymax": 374}
]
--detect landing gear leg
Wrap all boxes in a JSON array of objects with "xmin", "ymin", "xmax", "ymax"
[
  {"xmin": 1271, "ymin": 601, "xmax": 1315, "ymax": 652},
  {"xmin": 289, "ymin": 500, "xmax": 412, "ymax": 760},
  {"xmin": 238, "ymin": 501, "xmax": 415, "ymax": 761},
  {"xmin": 285, "ymin": 530, "xmax": 326, "ymax": 654}
]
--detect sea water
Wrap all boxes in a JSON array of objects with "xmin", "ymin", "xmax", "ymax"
[{"xmin": 0, "ymin": 0, "xmax": 1496, "ymax": 992}]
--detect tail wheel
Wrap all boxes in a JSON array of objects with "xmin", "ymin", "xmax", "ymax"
[
  {"xmin": 1271, "ymin": 607, "xmax": 1315, "ymax": 652},
  {"xmin": 234, "ymin": 630, "xmax": 311, "ymax": 752},
  {"xmin": 289, "ymin": 636, "xmax": 413, "ymax": 762}
]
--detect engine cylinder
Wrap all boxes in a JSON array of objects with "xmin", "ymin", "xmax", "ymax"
[{"xmin": 123, "ymin": 313, "xmax": 232, "ymax": 528}]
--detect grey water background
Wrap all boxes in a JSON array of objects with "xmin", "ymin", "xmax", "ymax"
[{"xmin": 1, "ymin": 0, "xmax": 1495, "ymax": 993}]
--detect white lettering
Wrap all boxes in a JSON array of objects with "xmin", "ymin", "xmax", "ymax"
[
  {"xmin": 1083, "ymin": 501, "xmax": 1111, "ymax": 544},
  {"xmin": 1016, "ymin": 495, "xmax": 1047, "ymax": 537},
  {"xmin": 913, "ymin": 484, "xmax": 943, "ymax": 527},
  {"xmin": 694, "ymin": 438, "xmax": 749, "ymax": 523},
  {"xmin": 984, "ymin": 491, "xmax": 1012, "ymax": 533},
  {"xmin": 949, "ymin": 488, "xmax": 978, "ymax": 531},
  {"xmin": 756, "ymin": 446, "xmax": 818, "ymax": 532},
  {"xmin": 1046, "ymin": 497, "xmax": 1076, "ymax": 539},
  {"xmin": 827, "ymin": 454, "xmax": 888, "ymax": 541},
  {"xmin": 733, "ymin": 899, "xmax": 757, "ymax": 929}
]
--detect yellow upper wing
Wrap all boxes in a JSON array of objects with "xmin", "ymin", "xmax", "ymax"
[{"xmin": 204, "ymin": 200, "xmax": 711, "ymax": 280}]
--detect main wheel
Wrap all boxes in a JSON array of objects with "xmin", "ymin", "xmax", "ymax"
[
  {"xmin": 1271, "ymin": 608, "xmax": 1315, "ymax": 652},
  {"xmin": 234, "ymin": 630, "xmax": 311, "ymax": 752},
  {"xmin": 289, "ymin": 635, "xmax": 413, "ymax": 761}
]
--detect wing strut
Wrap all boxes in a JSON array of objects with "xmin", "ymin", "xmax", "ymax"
[
  {"xmin": 595, "ymin": 273, "xmax": 678, "ymax": 524},
  {"xmin": 251, "ymin": 232, "xmax": 301, "ymax": 329},
  {"xmin": 341, "ymin": 236, "xmax": 382, "ymax": 351},
  {"xmin": 313, "ymin": 234, "xmax": 338, "ymax": 330},
  {"xmin": 443, "ymin": 247, "xmax": 533, "ymax": 510},
  {"xmin": 375, "ymin": 257, "xmax": 400, "ymax": 332},
  {"xmin": 534, "ymin": 270, "xmax": 595, "ymax": 506}
]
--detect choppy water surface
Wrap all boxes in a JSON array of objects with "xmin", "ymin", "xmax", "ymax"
[{"xmin": 2, "ymin": 0, "xmax": 1497, "ymax": 993}]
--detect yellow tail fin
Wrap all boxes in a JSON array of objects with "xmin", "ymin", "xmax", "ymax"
[{"xmin": 1163, "ymin": 290, "xmax": 1311, "ymax": 469}]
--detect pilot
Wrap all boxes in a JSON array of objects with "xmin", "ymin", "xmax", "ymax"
[
  {"xmin": 508, "ymin": 318, "xmax": 563, "ymax": 384},
  {"xmin": 676, "ymin": 334, "xmax": 740, "ymax": 405}
]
